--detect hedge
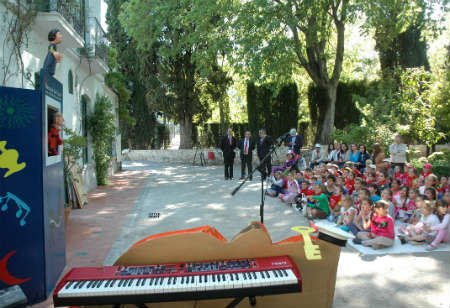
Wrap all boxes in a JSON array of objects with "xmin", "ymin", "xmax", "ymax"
[{"xmin": 197, "ymin": 123, "xmax": 249, "ymax": 147}]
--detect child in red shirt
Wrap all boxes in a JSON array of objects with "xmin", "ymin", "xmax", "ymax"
[
  {"xmin": 300, "ymin": 181, "xmax": 314, "ymax": 196},
  {"xmin": 349, "ymin": 163, "xmax": 362, "ymax": 178},
  {"xmin": 402, "ymin": 166, "xmax": 418, "ymax": 188},
  {"xmin": 438, "ymin": 176, "xmax": 449, "ymax": 194},
  {"xmin": 345, "ymin": 172, "xmax": 355, "ymax": 195},
  {"xmin": 393, "ymin": 165, "xmax": 403, "ymax": 180},
  {"xmin": 420, "ymin": 163, "xmax": 433, "ymax": 179},
  {"xmin": 354, "ymin": 200, "xmax": 395, "ymax": 249},
  {"xmin": 304, "ymin": 168, "xmax": 313, "ymax": 181},
  {"xmin": 377, "ymin": 172, "xmax": 389, "ymax": 191},
  {"xmin": 366, "ymin": 172, "xmax": 377, "ymax": 185},
  {"xmin": 48, "ymin": 112, "xmax": 64, "ymax": 156},
  {"xmin": 328, "ymin": 185, "xmax": 344, "ymax": 221}
]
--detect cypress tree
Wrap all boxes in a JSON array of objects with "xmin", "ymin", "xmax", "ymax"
[{"xmin": 106, "ymin": 0, "xmax": 157, "ymax": 149}]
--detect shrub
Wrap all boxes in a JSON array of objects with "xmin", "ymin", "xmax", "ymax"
[
  {"xmin": 410, "ymin": 151, "xmax": 450, "ymax": 178},
  {"xmin": 88, "ymin": 95, "xmax": 115, "ymax": 186}
]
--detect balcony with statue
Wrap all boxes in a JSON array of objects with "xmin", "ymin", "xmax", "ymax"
[{"xmin": 33, "ymin": 0, "xmax": 85, "ymax": 49}]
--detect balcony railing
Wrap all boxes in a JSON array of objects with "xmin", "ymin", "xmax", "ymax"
[
  {"xmin": 34, "ymin": 0, "xmax": 85, "ymax": 38},
  {"xmin": 83, "ymin": 17, "xmax": 109, "ymax": 65}
]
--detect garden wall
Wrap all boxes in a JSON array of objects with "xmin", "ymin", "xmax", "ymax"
[{"xmin": 123, "ymin": 148, "xmax": 313, "ymax": 166}]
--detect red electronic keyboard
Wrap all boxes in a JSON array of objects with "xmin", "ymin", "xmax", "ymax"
[{"xmin": 53, "ymin": 255, "xmax": 302, "ymax": 307}]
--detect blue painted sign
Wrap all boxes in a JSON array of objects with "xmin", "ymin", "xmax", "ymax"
[{"xmin": 0, "ymin": 70, "xmax": 65, "ymax": 304}]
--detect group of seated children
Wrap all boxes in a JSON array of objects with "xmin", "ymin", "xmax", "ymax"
[{"xmin": 266, "ymin": 156, "xmax": 450, "ymax": 251}]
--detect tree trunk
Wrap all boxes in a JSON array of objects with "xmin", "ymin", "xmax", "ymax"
[
  {"xmin": 315, "ymin": 85, "xmax": 337, "ymax": 144},
  {"xmin": 179, "ymin": 113, "xmax": 193, "ymax": 149},
  {"xmin": 219, "ymin": 100, "xmax": 225, "ymax": 135}
]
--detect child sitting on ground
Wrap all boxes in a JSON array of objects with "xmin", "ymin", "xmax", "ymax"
[
  {"xmin": 393, "ymin": 166, "xmax": 403, "ymax": 180},
  {"xmin": 328, "ymin": 185, "xmax": 344, "ymax": 222},
  {"xmin": 406, "ymin": 188, "xmax": 418, "ymax": 223},
  {"xmin": 443, "ymin": 191, "xmax": 450, "ymax": 204},
  {"xmin": 377, "ymin": 172, "xmax": 389, "ymax": 191},
  {"xmin": 336, "ymin": 195, "xmax": 356, "ymax": 232},
  {"xmin": 336, "ymin": 176, "xmax": 348, "ymax": 195},
  {"xmin": 366, "ymin": 171, "xmax": 377, "ymax": 185},
  {"xmin": 381, "ymin": 188, "xmax": 394, "ymax": 219},
  {"xmin": 425, "ymin": 200, "xmax": 450, "ymax": 250},
  {"xmin": 295, "ymin": 172, "xmax": 304, "ymax": 186},
  {"xmin": 278, "ymin": 171, "xmax": 300, "ymax": 205},
  {"xmin": 295, "ymin": 181, "xmax": 314, "ymax": 211},
  {"xmin": 306, "ymin": 184, "xmax": 330, "ymax": 219},
  {"xmin": 402, "ymin": 166, "xmax": 418, "ymax": 188},
  {"xmin": 398, "ymin": 200, "xmax": 439, "ymax": 244},
  {"xmin": 368, "ymin": 183, "xmax": 381, "ymax": 203},
  {"xmin": 420, "ymin": 163, "xmax": 433, "ymax": 179},
  {"xmin": 345, "ymin": 171, "xmax": 355, "ymax": 195},
  {"xmin": 351, "ymin": 178, "xmax": 363, "ymax": 205},
  {"xmin": 424, "ymin": 187, "xmax": 437, "ymax": 202},
  {"xmin": 437, "ymin": 176, "xmax": 449, "ymax": 197},
  {"xmin": 354, "ymin": 200, "xmax": 395, "ymax": 249},
  {"xmin": 355, "ymin": 188, "xmax": 370, "ymax": 212},
  {"xmin": 408, "ymin": 195, "xmax": 425, "ymax": 225},
  {"xmin": 349, "ymin": 198, "xmax": 373, "ymax": 236},
  {"xmin": 266, "ymin": 171, "xmax": 284, "ymax": 197},
  {"xmin": 394, "ymin": 186, "xmax": 410, "ymax": 221}
]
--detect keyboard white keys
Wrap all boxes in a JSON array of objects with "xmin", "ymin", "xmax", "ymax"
[
  {"xmin": 285, "ymin": 269, "xmax": 298, "ymax": 284},
  {"xmin": 204, "ymin": 275, "xmax": 214, "ymax": 291},
  {"xmin": 198, "ymin": 275, "xmax": 205, "ymax": 291},
  {"xmin": 166, "ymin": 277, "xmax": 175, "ymax": 293},
  {"xmin": 232, "ymin": 273, "xmax": 243, "ymax": 289},
  {"xmin": 57, "ymin": 281, "xmax": 74, "ymax": 298},
  {"xmin": 172, "ymin": 276, "xmax": 182, "ymax": 293},
  {"xmin": 134, "ymin": 278, "xmax": 145, "ymax": 294},
  {"xmin": 54, "ymin": 256, "xmax": 302, "ymax": 308},
  {"xmin": 255, "ymin": 272, "xmax": 266, "ymax": 287},
  {"xmin": 221, "ymin": 274, "xmax": 231, "ymax": 289},
  {"xmin": 69, "ymin": 280, "xmax": 89, "ymax": 297}
]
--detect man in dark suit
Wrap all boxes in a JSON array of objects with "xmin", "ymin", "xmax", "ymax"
[
  {"xmin": 287, "ymin": 128, "xmax": 303, "ymax": 155},
  {"xmin": 256, "ymin": 129, "xmax": 273, "ymax": 180},
  {"xmin": 239, "ymin": 131, "xmax": 255, "ymax": 180},
  {"xmin": 220, "ymin": 128, "xmax": 237, "ymax": 180}
]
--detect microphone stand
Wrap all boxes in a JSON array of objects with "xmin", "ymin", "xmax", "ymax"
[{"xmin": 231, "ymin": 133, "xmax": 288, "ymax": 224}]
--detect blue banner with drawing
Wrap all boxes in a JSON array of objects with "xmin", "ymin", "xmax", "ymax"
[{"xmin": 0, "ymin": 73, "xmax": 65, "ymax": 304}]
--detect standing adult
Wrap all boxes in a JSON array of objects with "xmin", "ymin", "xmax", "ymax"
[
  {"xmin": 389, "ymin": 134, "xmax": 407, "ymax": 173},
  {"xmin": 257, "ymin": 129, "xmax": 273, "ymax": 180},
  {"xmin": 239, "ymin": 131, "xmax": 255, "ymax": 180},
  {"xmin": 287, "ymin": 128, "xmax": 303, "ymax": 155},
  {"xmin": 372, "ymin": 143, "xmax": 385, "ymax": 171},
  {"xmin": 220, "ymin": 128, "xmax": 237, "ymax": 180}
]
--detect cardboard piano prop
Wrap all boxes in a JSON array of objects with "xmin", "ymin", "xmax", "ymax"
[{"xmin": 58, "ymin": 222, "xmax": 349, "ymax": 308}]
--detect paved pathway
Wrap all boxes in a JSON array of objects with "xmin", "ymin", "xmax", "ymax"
[
  {"xmin": 104, "ymin": 161, "xmax": 308, "ymax": 265},
  {"xmin": 31, "ymin": 166, "xmax": 151, "ymax": 308},
  {"xmin": 36, "ymin": 161, "xmax": 450, "ymax": 307}
]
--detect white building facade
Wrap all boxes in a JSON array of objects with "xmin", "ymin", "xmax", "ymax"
[{"xmin": 0, "ymin": 0, "xmax": 121, "ymax": 192}]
